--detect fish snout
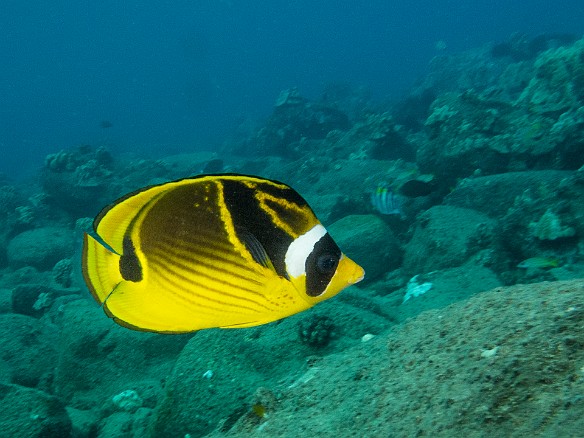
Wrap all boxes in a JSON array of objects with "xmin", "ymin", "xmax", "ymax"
[{"xmin": 340, "ymin": 254, "xmax": 365, "ymax": 285}]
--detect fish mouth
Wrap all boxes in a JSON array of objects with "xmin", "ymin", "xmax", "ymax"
[
  {"xmin": 335, "ymin": 255, "xmax": 365, "ymax": 287},
  {"xmin": 350, "ymin": 264, "xmax": 365, "ymax": 285}
]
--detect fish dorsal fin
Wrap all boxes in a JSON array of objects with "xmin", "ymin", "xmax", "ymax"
[{"xmin": 237, "ymin": 227, "xmax": 276, "ymax": 272}]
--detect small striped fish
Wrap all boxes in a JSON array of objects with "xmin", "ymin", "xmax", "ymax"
[{"xmin": 370, "ymin": 183, "xmax": 403, "ymax": 216}]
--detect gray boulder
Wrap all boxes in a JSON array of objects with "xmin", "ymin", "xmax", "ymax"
[
  {"xmin": 328, "ymin": 214, "xmax": 402, "ymax": 283},
  {"xmin": 7, "ymin": 227, "xmax": 76, "ymax": 270}
]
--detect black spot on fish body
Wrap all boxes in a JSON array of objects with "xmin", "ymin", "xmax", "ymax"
[{"xmin": 120, "ymin": 237, "xmax": 143, "ymax": 282}]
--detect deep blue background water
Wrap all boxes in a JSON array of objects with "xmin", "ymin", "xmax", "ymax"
[{"xmin": 1, "ymin": 0, "xmax": 583, "ymax": 179}]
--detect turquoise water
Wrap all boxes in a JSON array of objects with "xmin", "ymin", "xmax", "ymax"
[
  {"xmin": 1, "ymin": 2, "xmax": 584, "ymax": 437},
  {"xmin": 1, "ymin": 1, "xmax": 583, "ymax": 178}
]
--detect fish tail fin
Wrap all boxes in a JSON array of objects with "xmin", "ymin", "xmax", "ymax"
[{"xmin": 82, "ymin": 233, "xmax": 123, "ymax": 305}]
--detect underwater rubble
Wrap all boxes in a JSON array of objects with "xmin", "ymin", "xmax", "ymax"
[{"xmin": 0, "ymin": 33, "xmax": 584, "ymax": 436}]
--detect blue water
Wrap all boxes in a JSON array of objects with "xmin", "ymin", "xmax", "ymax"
[{"xmin": 1, "ymin": 0, "xmax": 583, "ymax": 179}]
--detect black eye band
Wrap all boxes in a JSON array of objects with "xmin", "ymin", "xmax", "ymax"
[
  {"xmin": 316, "ymin": 253, "xmax": 338, "ymax": 275},
  {"xmin": 305, "ymin": 233, "xmax": 341, "ymax": 297}
]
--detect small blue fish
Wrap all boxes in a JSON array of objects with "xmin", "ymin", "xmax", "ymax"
[{"xmin": 370, "ymin": 183, "xmax": 403, "ymax": 216}]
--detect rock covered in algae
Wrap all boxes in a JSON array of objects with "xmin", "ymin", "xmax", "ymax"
[
  {"xmin": 529, "ymin": 209, "xmax": 576, "ymax": 241},
  {"xmin": 7, "ymin": 226, "xmax": 75, "ymax": 270}
]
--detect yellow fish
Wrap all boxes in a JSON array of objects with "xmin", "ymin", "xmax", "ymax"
[
  {"xmin": 82, "ymin": 174, "xmax": 364, "ymax": 333},
  {"xmin": 517, "ymin": 257, "xmax": 560, "ymax": 269}
]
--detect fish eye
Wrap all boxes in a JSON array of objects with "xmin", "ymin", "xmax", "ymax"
[{"xmin": 316, "ymin": 253, "xmax": 338, "ymax": 274}]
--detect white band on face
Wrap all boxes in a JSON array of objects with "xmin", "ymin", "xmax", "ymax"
[{"xmin": 285, "ymin": 224, "xmax": 327, "ymax": 278}]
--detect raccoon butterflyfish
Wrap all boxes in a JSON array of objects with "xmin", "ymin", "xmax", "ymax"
[{"xmin": 82, "ymin": 174, "xmax": 364, "ymax": 333}]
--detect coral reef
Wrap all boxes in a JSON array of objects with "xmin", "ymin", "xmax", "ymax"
[
  {"xmin": 518, "ymin": 38, "xmax": 584, "ymax": 113},
  {"xmin": 0, "ymin": 383, "xmax": 72, "ymax": 437},
  {"xmin": 416, "ymin": 37, "xmax": 584, "ymax": 187},
  {"xmin": 402, "ymin": 205, "xmax": 495, "ymax": 275},
  {"xmin": 529, "ymin": 209, "xmax": 576, "ymax": 241},
  {"xmin": 298, "ymin": 315, "xmax": 336, "ymax": 347},
  {"xmin": 52, "ymin": 258, "xmax": 73, "ymax": 288},
  {"xmin": 328, "ymin": 214, "xmax": 402, "ymax": 282},
  {"xmin": 2, "ymin": 34, "xmax": 584, "ymax": 437},
  {"xmin": 112, "ymin": 390, "xmax": 143, "ymax": 413},
  {"xmin": 41, "ymin": 146, "xmax": 115, "ymax": 216},
  {"xmin": 244, "ymin": 89, "xmax": 350, "ymax": 157},
  {"xmin": 215, "ymin": 280, "xmax": 584, "ymax": 438},
  {"xmin": 7, "ymin": 227, "xmax": 75, "ymax": 270},
  {"xmin": 330, "ymin": 112, "xmax": 415, "ymax": 161}
]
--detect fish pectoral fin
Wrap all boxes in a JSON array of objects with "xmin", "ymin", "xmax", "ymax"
[{"xmin": 237, "ymin": 227, "xmax": 276, "ymax": 272}]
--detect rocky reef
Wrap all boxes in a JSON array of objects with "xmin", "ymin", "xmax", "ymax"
[{"xmin": 1, "ymin": 33, "xmax": 584, "ymax": 437}]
